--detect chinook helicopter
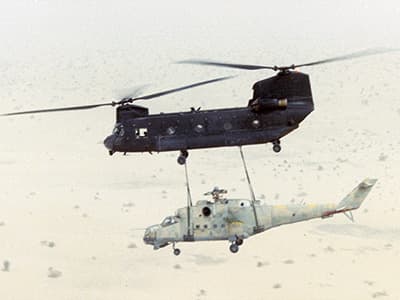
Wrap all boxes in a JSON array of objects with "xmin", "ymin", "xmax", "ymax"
[
  {"xmin": 1, "ymin": 48, "xmax": 397, "ymax": 164},
  {"xmin": 143, "ymin": 178, "xmax": 377, "ymax": 255}
]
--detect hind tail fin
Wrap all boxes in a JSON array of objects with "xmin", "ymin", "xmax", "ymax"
[
  {"xmin": 336, "ymin": 178, "xmax": 377, "ymax": 211},
  {"xmin": 320, "ymin": 178, "xmax": 377, "ymax": 221}
]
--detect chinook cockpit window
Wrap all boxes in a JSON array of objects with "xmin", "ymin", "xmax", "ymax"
[
  {"xmin": 161, "ymin": 216, "xmax": 178, "ymax": 227},
  {"xmin": 113, "ymin": 124, "xmax": 125, "ymax": 136}
]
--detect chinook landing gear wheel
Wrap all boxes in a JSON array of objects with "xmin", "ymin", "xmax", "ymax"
[
  {"xmin": 273, "ymin": 144, "xmax": 281, "ymax": 153},
  {"xmin": 177, "ymin": 156, "xmax": 186, "ymax": 165},
  {"xmin": 272, "ymin": 140, "xmax": 281, "ymax": 153},
  {"xmin": 229, "ymin": 243, "xmax": 239, "ymax": 254},
  {"xmin": 177, "ymin": 150, "xmax": 189, "ymax": 165},
  {"xmin": 236, "ymin": 237, "xmax": 243, "ymax": 246}
]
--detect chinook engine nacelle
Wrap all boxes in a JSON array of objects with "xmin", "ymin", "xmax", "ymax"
[{"xmin": 249, "ymin": 98, "xmax": 288, "ymax": 112}]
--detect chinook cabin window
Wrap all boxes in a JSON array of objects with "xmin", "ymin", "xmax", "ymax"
[
  {"xmin": 135, "ymin": 128, "xmax": 148, "ymax": 138},
  {"xmin": 194, "ymin": 124, "xmax": 205, "ymax": 133},
  {"xmin": 166, "ymin": 127, "xmax": 176, "ymax": 135}
]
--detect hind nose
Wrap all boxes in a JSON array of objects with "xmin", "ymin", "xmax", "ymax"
[
  {"xmin": 103, "ymin": 135, "xmax": 116, "ymax": 150},
  {"xmin": 143, "ymin": 232, "xmax": 154, "ymax": 245},
  {"xmin": 143, "ymin": 227, "xmax": 157, "ymax": 245}
]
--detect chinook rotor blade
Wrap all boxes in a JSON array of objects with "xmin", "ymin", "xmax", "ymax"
[
  {"xmin": 128, "ymin": 75, "xmax": 233, "ymax": 102},
  {"xmin": 114, "ymin": 84, "xmax": 149, "ymax": 101},
  {"xmin": 1, "ymin": 76, "xmax": 233, "ymax": 116},
  {"xmin": 0, "ymin": 102, "xmax": 114, "ymax": 116},
  {"xmin": 177, "ymin": 59, "xmax": 277, "ymax": 71},
  {"xmin": 179, "ymin": 48, "xmax": 399, "ymax": 72},
  {"xmin": 294, "ymin": 48, "xmax": 400, "ymax": 68}
]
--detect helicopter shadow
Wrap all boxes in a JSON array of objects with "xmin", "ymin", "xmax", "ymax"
[
  {"xmin": 315, "ymin": 223, "xmax": 400, "ymax": 240},
  {"xmin": 188, "ymin": 254, "xmax": 227, "ymax": 266},
  {"xmin": 0, "ymin": 160, "xmax": 15, "ymax": 165}
]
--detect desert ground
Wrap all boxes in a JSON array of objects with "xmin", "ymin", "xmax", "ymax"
[{"xmin": 1, "ymin": 1, "xmax": 400, "ymax": 299}]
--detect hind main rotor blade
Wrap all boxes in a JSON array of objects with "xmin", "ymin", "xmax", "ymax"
[
  {"xmin": 294, "ymin": 48, "xmax": 399, "ymax": 68},
  {"xmin": 177, "ymin": 59, "xmax": 277, "ymax": 71}
]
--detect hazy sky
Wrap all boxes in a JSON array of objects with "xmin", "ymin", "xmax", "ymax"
[
  {"xmin": 2, "ymin": 0, "xmax": 400, "ymax": 59},
  {"xmin": 2, "ymin": 0, "xmax": 399, "ymax": 108}
]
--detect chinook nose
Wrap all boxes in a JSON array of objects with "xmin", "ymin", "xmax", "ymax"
[{"xmin": 103, "ymin": 134, "xmax": 116, "ymax": 151}]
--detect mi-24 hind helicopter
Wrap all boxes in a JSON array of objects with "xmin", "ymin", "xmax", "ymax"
[
  {"xmin": 1, "ymin": 48, "xmax": 397, "ymax": 164},
  {"xmin": 143, "ymin": 178, "xmax": 377, "ymax": 255},
  {"xmin": 143, "ymin": 147, "xmax": 377, "ymax": 255}
]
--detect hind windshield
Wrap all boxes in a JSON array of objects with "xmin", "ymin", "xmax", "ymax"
[{"xmin": 161, "ymin": 216, "xmax": 178, "ymax": 227}]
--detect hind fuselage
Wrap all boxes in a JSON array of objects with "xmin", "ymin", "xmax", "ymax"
[
  {"xmin": 144, "ymin": 198, "xmax": 336, "ymax": 249},
  {"xmin": 143, "ymin": 179, "xmax": 377, "ymax": 254}
]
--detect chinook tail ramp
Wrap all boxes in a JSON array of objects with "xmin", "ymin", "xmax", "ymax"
[{"xmin": 323, "ymin": 178, "xmax": 378, "ymax": 220}]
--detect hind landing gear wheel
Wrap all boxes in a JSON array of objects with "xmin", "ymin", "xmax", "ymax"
[
  {"xmin": 229, "ymin": 243, "xmax": 239, "ymax": 253},
  {"xmin": 172, "ymin": 242, "xmax": 181, "ymax": 256},
  {"xmin": 177, "ymin": 150, "xmax": 189, "ymax": 165}
]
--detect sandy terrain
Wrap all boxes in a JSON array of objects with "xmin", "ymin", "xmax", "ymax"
[{"xmin": 1, "ymin": 1, "xmax": 400, "ymax": 299}]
